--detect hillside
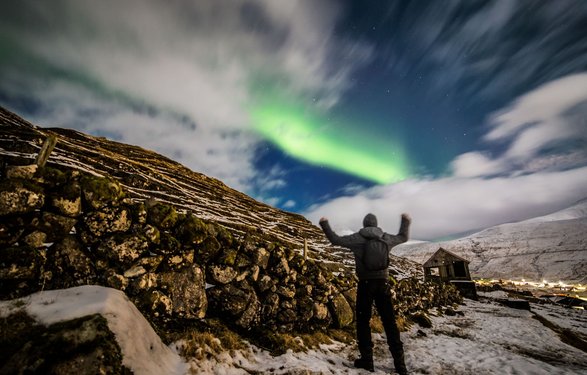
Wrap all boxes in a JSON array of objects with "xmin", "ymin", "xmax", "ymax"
[
  {"xmin": 393, "ymin": 200, "xmax": 587, "ymax": 283},
  {"xmin": 1, "ymin": 107, "xmax": 461, "ymax": 372},
  {"xmin": 0, "ymin": 106, "xmax": 420, "ymax": 279}
]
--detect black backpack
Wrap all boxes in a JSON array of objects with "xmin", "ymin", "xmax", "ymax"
[{"xmin": 362, "ymin": 237, "xmax": 390, "ymax": 271}]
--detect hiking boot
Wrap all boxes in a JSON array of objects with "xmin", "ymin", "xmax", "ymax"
[{"xmin": 354, "ymin": 357, "xmax": 374, "ymax": 372}]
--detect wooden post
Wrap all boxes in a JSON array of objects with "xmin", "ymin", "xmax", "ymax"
[
  {"xmin": 35, "ymin": 135, "xmax": 57, "ymax": 167},
  {"xmin": 303, "ymin": 238, "xmax": 308, "ymax": 261}
]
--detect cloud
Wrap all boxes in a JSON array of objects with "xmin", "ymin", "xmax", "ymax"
[
  {"xmin": 379, "ymin": 1, "xmax": 587, "ymax": 102},
  {"xmin": 305, "ymin": 167, "xmax": 587, "ymax": 240},
  {"xmin": 486, "ymin": 73, "xmax": 587, "ymax": 161},
  {"xmin": 306, "ymin": 74, "xmax": 587, "ymax": 240},
  {"xmin": 0, "ymin": 0, "xmax": 369, "ymax": 192}
]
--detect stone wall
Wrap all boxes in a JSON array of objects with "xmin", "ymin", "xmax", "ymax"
[{"xmin": 0, "ymin": 163, "xmax": 461, "ymax": 336}]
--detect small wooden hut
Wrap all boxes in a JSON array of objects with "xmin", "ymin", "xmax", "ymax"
[
  {"xmin": 423, "ymin": 248, "xmax": 471, "ymax": 281},
  {"xmin": 423, "ymin": 248, "xmax": 477, "ymax": 299}
]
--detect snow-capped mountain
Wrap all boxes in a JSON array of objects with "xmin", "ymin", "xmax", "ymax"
[{"xmin": 392, "ymin": 199, "xmax": 587, "ymax": 283}]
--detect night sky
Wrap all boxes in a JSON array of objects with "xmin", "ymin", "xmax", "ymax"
[{"xmin": 1, "ymin": 1, "xmax": 587, "ymax": 240}]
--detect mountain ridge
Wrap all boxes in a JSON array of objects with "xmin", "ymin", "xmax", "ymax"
[{"xmin": 393, "ymin": 200, "xmax": 587, "ymax": 283}]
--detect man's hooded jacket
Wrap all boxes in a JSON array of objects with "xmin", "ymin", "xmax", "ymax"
[{"xmin": 320, "ymin": 213, "xmax": 410, "ymax": 280}]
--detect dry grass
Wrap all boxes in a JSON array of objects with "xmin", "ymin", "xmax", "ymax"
[
  {"xmin": 370, "ymin": 315, "xmax": 384, "ymax": 333},
  {"xmin": 395, "ymin": 315, "xmax": 413, "ymax": 332},
  {"xmin": 178, "ymin": 319, "xmax": 247, "ymax": 360}
]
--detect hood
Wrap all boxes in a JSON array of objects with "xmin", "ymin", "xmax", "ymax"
[
  {"xmin": 359, "ymin": 226, "xmax": 384, "ymax": 239},
  {"xmin": 363, "ymin": 213, "xmax": 378, "ymax": 228}
]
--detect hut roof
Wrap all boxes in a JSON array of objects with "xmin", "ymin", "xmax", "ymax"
[{"xmin": 423, "ymin": 248, "xmax": 470, "ymax": 268}]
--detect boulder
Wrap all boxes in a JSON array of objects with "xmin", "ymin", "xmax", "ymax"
[
  {"xmin": 195, "ymin": 236, "xmax": 221, "ymax": 263},
  {"xmin": 5, "ymin": 164, "xmax": 38, "ymax": 180},
  {"xmin": 21, "ymin": 231, "xmax": 47, "ymax": 248},
  {"xmin": 0, "ymin": 246, "xmax": 41, "ymax": 282},
  {"xmin": 147, "ymin": 203, "xmax": 178, "ymax": 230},
  {"xmin": 80, "ymin": 175, "xmax": 125, "ymax": 210},
  {"xmin": 141, "ymin": 290, "xmax": 173, "ymax": 318},
  {"xmin": 257, "ymin": 275, "xmax": 275, "ymax": 293},
  {"xmin": 105, "ymin": 271, "xmax": 128, "ymax": 291},
  {"xmin": 83, "ymin": 207, "xmax": 131, "ymax": 238},
  {"xmin": 236, "ymin": 292, "xmax": 260, "ymax": 329},
  {"xmin": 0, "ymin": 179, "xmax": 44, "ymax": 216},
  {"xmin": 208, "ymin": 284, "xmax": 259, "ymax": 328},
  {"xmin": 175, "ymin": 215, "xmax": 207, "ymax": 245},
  {"xmin": 312, "ymin": 302, "xmax": 330, "ymax": 321},
  {"xmin": 261, "ymin": 293, "xmax": 280, "ymax": 320},
  {"xmin": 128, "ymin": 272, "xmax": 158, "ymax": 295},
  {"xmin": 328, "ymin": 292, "xmax": 354, "ymax": 328},
  {"xmin": 50, "ymin": 180, "xmax": 82, "ymax": 217},
  {"xmin": 276, "ymin": 284, "xmax": 296, "ymax": 299},
  {"xmin": 0, "ymin": 313, "xmax": 129, "ymax": 375},
  {"xmin": 95, "ymin": 234, "xmax": 149, "ymax": 268},
  {"xmin": 39, "ymin": 212, "xmax": 77, "ymax": 241},
  {"xmin": 251, "ymin": 247, "xmax": 270, "ymax": 269},
  {"xmin": 159, "ymin": 265, "xmax": 207, "ymax": 319},
  {"xmin": 51, "ymin": 235, "xmax": 95, "ymax": 285},
  {"xmin": 207, "ymin": 265, "xmax": 238, "ymax": 285}
]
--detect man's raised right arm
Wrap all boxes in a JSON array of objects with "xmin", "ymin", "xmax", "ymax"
[{"xmin": 319, "ymin": 217, "xmax": 362, "ymax": 248}]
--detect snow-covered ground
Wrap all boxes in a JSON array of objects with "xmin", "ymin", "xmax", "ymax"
[{"xmin": 1, "ymin": 286, "xmax": 586, "ymax": 375}]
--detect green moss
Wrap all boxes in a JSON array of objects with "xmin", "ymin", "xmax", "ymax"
[
  {"xmin": 157, "ymin": 232, "xmax": 181, "ymax": 254},
  {"xmin": 195, "ymin": 236, "xmax": 221, "ymax": 263},
  {"xmin": 36, "ymin": 166, "xmax": 68, "ymax": 187},
  {"xmin": 80, "ymin": 175, "xmax": 125, "ymax": 209},
  {"xmin": 215, "ymin": 225, "xmax": 234, "ymax": 247},
  {"xmin": 176, "ymin": 214, "xmax": 207, "ymax": 245},
  {"xmin": 217, "ymin": 248, "xmax": 238, "ymax": 266},
  {"xmin": 147, "ymin": 203, "xmax": 178, "ymax": 230}
]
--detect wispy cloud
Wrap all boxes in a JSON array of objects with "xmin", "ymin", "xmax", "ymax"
[
  {"xmin": 305, "ymin": 74, "xmax": 587, "ymax": 240},
  {"xmin": 0, "ymin": 0, "xmax": 369, "ymax": 191}
]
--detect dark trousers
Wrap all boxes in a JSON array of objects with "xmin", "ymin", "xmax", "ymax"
[{"xmin": 356, "ymin": 279, "xmax": 406, "ymax": 372}]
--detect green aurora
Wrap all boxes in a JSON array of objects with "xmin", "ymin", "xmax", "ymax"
[{"xmin": 251, "ymin": 99, "xmax": 410, "ymax": 184}]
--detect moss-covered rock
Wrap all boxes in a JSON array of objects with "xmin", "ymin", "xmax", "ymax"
[
  {"xmin": 95, "ymin": 234, "xmax": 149, "ymax": 268},
  {"xmin": 195, "ymin": 236, "xmax": 221, "ymax": 264},
  {"xmin": 35, "ymin": 165, "xmax": 69, "ymax": 188},
  {"xmin": 328, "ymin": 292, "xmax": 354, "ymax": 328},
  {"xmin": 49, "ymin": 235, "xmax": 95, "ymax": 287},
  {"xmin": 39, "ymin": 212, "xmax": 77, "ymax": 241},
  {"xmin": 147, "ymin": 203, "xmax": 178, "ymax": 230},
  {"xmin": 207, "ymin": 265, "xmax": 238, "ymax": 285},
  {"xmin": 154, "ymin": 232, "xmax": 181, "ymax": 255},
  {"xmin": 0, "ymin": 313, "xmax": 131, "ymax": 375},
  {"xmin": 6, "ymin": 164, "xmax": 38, "ymax": 180},
  {"xmin": 82, "ymin": 207, "xmax": 131, "ymax": 238},
  {"xmin": 50, "ymin": 180, "xmax": 82, "ymax": 217},
  {"xmin": 81, "ymin": 175, "xmax": 125, "ymax": 210},
  {"xmin": 176, "ymin": 214, "xmax": 208, "ymax": 245},
  {"xmin": 217, "ymin": 248, "xmax": 238, "ymax": 267},
  {"xmin": 0, "ymin": 179, "xmax": 44, "ymax": 216},
  {"xmin": 159, "ymin": 264, "xmax": 207, "ymax": 319}
]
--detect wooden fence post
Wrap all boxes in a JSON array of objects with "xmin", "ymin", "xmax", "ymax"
[{"xmin": 35, "ymin": 135, "xmax": 57, "ymax": 167}]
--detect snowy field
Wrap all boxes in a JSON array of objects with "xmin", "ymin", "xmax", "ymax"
[{"xmin": 1, "ymin": 287, "xmax": 586, "ymax": 375}]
